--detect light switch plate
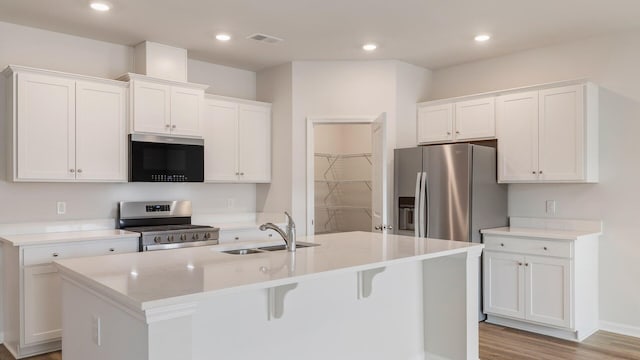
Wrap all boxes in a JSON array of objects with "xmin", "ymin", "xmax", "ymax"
[
  {"xmin": 545, "ymin": 200, "xmax": 557, "ymax": 215},
  {"xmin": 56, "ymin": 202, "xmax": 66, "ymax": 215}
]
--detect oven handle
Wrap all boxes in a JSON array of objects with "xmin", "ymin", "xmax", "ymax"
[{"xmin": 144, "ymin": 240, "xmax": 219, "ymax": 251}]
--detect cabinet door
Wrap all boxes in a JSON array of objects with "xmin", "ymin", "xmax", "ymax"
[
  {"xmin": 238, "ymin": 104, "xmax": 271, "ymax": 183},
  {"xmin": 23, "ymin": 264, "xmax": 61, "ymax": 344},
  {"xmin": 170, "ymin": 87, "xmax": 203, "ymax": 137},
  {"xmin": 483, "ymin": 251, "xmax": 525, "ymax": 319},
  {"xmin": 525, "ymin": 256, "xmax": 572, "ymax": 328},
  {"xmin": 132, "ymin": 80, "xmax": 171, "ymax": 134},
  {"xmin": 455, "ymin": 97, "xmax": 495, "ymax": 140},
  {"xmin": 417, "ymin": 103, "xmax": 453, "ymax": 144},
  {"xmin": 16, "ymin": 73, "xmax": 76, "ymax": 181},
  {"xmin": 538, "ymin": 85, "xmax": 585, "ymax": 181},
  {"xmin": 203, "ymin": 99, "xmax": 239, "ymax": 182},
  {"xmin": 76, "ymin": 81, "xmax": 127, "ymax": 182},
  {"xmin": 496, "ymin": 91, "xmax": 539, "ymax": 182}
]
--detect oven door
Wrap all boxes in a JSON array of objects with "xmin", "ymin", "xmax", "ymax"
[{"xmin": 129, "ymin": 134, "xmax": 204, "ymax": 182}]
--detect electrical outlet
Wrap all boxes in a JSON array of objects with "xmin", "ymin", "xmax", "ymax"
[
  {"xmin": 227, "ymin": 198, "xmax": 235, "ymax": 209},
  {"xmin": 92, "ymin": 315, "xmax": 101, "ymax": 346},
  {"xmin": 56, "ymin": 202, "xmax": 66, "ymax": 215},
  {"xmin": 545, "ymin": 200, "xmax": 557, "ymax": 215}
]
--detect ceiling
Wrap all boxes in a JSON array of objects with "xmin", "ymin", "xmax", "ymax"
[{"xmin": 1, "ymin": 0, "xmax": 640, "ymax": 71}]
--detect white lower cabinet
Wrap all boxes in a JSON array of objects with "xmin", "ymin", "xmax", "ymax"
[
  {"xmin": 525, "ymin": 255, "xmax": 571, "ymax": 328},
  {"xmin": 2, "ymin": 235, "xmax": 139, "ymax": 358},
  {"xmin": 483, "ymin": 252, "xmax": 525, "ymax": 319},
  {"xmin": 23, "ymin": 264, "xmax": 62, "ymax": 345},
  {"xmin": 482, "ymin": 233, "xmax": 598, "ymax": 341}
]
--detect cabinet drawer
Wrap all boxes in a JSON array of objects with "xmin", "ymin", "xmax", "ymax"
[
  {"xmin": 218, "ymin": 229, "xmax": 275, "ymax": 243},
  {"xmin": 23, "ymin": 238, "xmax": 139, "ymax": 266},
  {"xmin": 484, "ymin": 236, "xmax": 572, "ymax": 258}
]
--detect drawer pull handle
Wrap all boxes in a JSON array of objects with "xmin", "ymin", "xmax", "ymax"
[
  {"xmin": 52, "ymin": 253, "xmax": 59, "ymax": 257},
  {"xmin": 268, "ymin": 234, "xmax": 273, "ymax": 237},
  {"xmin": 518, "ymin": 262, "xmax": 523, "ymax": 266},
  {"xmin": 109, "ymin": 248, "xmax": 115, "ymax": 252},
  {"xmin": 234, "ymin": 237, "xmax": 240, "ymax": 240},
  {"xmin": 543, "ymin": 246, "xmax": 548, "ymax": 251},
  {"xmin": 500, "ymin": 243, "xmax": 504, "ymax": 247},
  {"xmin": 525, "ymin": 263, "xmax": 529, "ymax": 266}
]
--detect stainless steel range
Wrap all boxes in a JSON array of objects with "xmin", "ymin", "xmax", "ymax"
[{"xmin": 118, "ymin": 200, "xmax": 219, "ymax": 251}]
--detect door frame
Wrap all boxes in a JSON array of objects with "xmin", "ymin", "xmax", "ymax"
[{"xmin": 306, "ymin": 115, "xmax": 385, "ymax": 235}]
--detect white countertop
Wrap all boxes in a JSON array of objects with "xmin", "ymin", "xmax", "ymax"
[
  {"xmin": 0, "ymin": 212, "xmax": 285, "ymax": 247},
  {"xmin": 481, "ymin": 216, "xmax": 603, "ymax": 240},
  {"xmin": 0, "ymin": 229, "xmax": 140, "ymax": 247},
  {"xmin": 481, "ymin": 227, "xmax": 601, "ymax": 240},
  {"xmin": 55, "ymin": 231, "xmax": 483, "ymax": 311}
]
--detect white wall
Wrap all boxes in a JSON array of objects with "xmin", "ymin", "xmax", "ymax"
[
  {"xmin": 430, "ymin": 30, "xmax": 640, "ymax": 333},
  {"xmin": 255, "ymin": 63, "xmax": 293, "ymax": 214},
  {"xmin": 188, "ymin": 59, "xmax": 256, "ymax": 100},
  {"xmin": 396, "ymin": 62, "xmax": 432, "ymax": 148}
]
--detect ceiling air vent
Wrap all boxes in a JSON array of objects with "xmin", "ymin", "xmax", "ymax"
[{"xmin": 247, "ymin": 33, "xmax": 284, "ymax": 44}]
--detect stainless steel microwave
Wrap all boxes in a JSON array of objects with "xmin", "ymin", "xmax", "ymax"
[{"xmin": 129, "ymin": 134, "xmax": 204, "ymax": 182}]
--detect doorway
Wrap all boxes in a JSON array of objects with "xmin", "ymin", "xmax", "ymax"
[{"xmin": 306, "ymin": 114, "xmax": 387, "ymax": 235}]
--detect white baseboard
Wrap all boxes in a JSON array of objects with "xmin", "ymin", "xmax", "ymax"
[{"xmin": 600, "ymin": 320, "xmax": 640, "ymax": 338}]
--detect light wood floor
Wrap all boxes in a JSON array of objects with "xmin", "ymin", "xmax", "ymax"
[
  {"xmin": 480, "ymin": 323, "xmax": 640, "ymax": 359},
  {"xmin": 2, "ymin": 322, "xmax": 639, "ymax": 359}
]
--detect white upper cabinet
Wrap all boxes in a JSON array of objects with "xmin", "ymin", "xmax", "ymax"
[
  {"xmin": 497, "ymin": 83, "xmax": 598, "ymax": 183},
  {"xmin": 455, "ymin": 97, "xmax": 495, "ymax": 140},
  {"xmin": 538, "ymin": 85, "xmax": 586, "ymax": 182},
  {"xmin": 496, "ymin": 91, "xmax": 539, "ymax": 182},
  {"xmin": 6, "ymin": 66, "xmax": 128, "ymax": 182},
  {"xmin": 417, "ymin": 97, "xmax": 495, "ymax": 144},
  {"xmin": 417, "ymin": 103, "xmax": 453, "ymax": 143},
  {"xmin": 203, "ymin": 96, "xmax": 271, "ymax": 183},
  {"xmin": 238, "ymin": 104, "xmax": 271, "ymax": 183},
  {"xmin": 75, "ymin": 81, "xmax": 127, "ymax": 181},
  {"xmin": 204, "ymin": 99, "xmax": 239, "ymax": 182},
  {"xmin": 122, "ymin": 74, "xmax": 207, "ymax": 138},
  {"xmin": 131, "ymin": 80, "xmax": 171, "ymax": 134},
  {"xmin": 16, "ymin": 72, "xmax": 76, "ymax": 181},
  {"xmin": 170, "ymin": 86, "xmax": 203, "ymax": 137}
]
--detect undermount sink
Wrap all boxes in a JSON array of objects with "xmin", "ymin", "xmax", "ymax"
[
  {"xmin": 221, "ymin": 242, "xmax": 320, "ymax": 255},
  {"xmin": 257, "ymin": 242, "xmax": 320, "ymax": 251},
  {"xmin": 223, "ymin": 248, "xmax": 264, "ymax": 255}
]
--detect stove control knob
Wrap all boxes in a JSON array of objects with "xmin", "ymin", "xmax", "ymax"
[
  {"xmin": 192, "ymin": 233, "xmax": 199, "ymax": 240},
  {"xmin": 168, "ymin": 235, "xmax": 174, "ymax": 243},
  {"xmin": 180, "ymin": 234, "xmax": 187, "ymax": 241},
  {"xmin": 204, "ymin": 233, "xmax": 210, "ymax": 240},
  {"xmin": 154, "ymin": 236, "xmax": 162, "ymax": 244}
]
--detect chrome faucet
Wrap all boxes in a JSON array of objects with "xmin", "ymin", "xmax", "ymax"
[{"xmin": 259, "ymin": 212, "xmax": 297, "ymax": 252}]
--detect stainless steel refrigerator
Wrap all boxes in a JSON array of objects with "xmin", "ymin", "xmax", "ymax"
[{"xmin": 394, "ymin": 143, "xmax": 508, "ymax": 320}]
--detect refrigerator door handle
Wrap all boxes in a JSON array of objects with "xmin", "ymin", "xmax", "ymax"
[
  {"xmin": 420, "ymin": 171, "xmax": 427, "ymax": 238},
  {"xmin": 414, "ymin": 172, "xmax": 421, "ymax": 237}
]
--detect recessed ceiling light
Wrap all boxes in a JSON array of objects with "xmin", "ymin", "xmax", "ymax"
[
  {"xmin": 90, "ymin": 1, "xmax": 111, "ymax": 11},
  {"xmin": 215, "ymin": 33, "xmax": 231, "ymax": 42},
  {"xmin": 474, "ymin": 34, "xmax": 491, "ymax": 42},
  {"xmin": 363, "ymin": 43, "xmax": 377, "ymax": 52}
]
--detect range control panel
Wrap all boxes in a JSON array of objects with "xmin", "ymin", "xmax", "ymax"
[{"xmin": 146, "ymin": 204, "xmax": 171, "ymax": 212}]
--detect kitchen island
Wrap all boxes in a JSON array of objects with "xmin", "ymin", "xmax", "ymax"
[{"xmin": 55, "ymin": 231, "xmax": 483, "ymax": 360}]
